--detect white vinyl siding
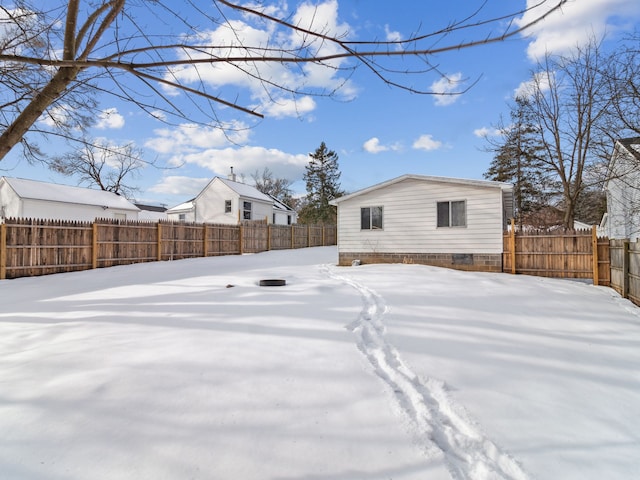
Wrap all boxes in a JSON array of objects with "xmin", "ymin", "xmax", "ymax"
[
  {"xmin": 335, "ymin": 178, "xmax": 506, "ymax": 254},
  {"xmin": 605, "ymin": 143, "xmax": 640, "ymax": 241},
  {"xmin": 183, "ymin": 178, "xmax": 273, "ymax": 224}
]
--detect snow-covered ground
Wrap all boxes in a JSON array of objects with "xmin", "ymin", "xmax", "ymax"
[{"xmin": 1, "ymin": 246, "xmax": 639, "ymax": 480}]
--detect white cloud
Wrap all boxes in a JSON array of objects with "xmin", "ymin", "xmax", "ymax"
[
  {"xmin": 362, "ymin": 137, "xmax": 401, "ymax": 154},
  {"xmin": 38, "ymin": 105, "xmax": 70, "ymax": 128},
  {"xmin": 430, "ymin": 73, "xmax": 464, "ymax": 106},
  {"xmin": 164, "ymin": 146, "xmax": 309, "ymax": 182},
  {"xmin": 473, "ymin": 127, "xmax": 502, "ymax": 138},
  {"xmin": 167, "ymin": 0, "xmax": 355, "ymax": 118},
  {"xmin": 363, "ymin": 137, "xmax": 388, "ymax": 154},
  {"xmin": 516, "ymin": 0, "xmax": 640, "ymax": 61},
  {"xmin": 514, "ymin": 70, "xmax": 554, "ymax": 99},
  {"xmin": 145, "ymin": 122, "xmax": 251, "ymax": 156},
  {"xmin": 149, "ymin": 110, "xmax": 167, "ymax": 122},
  {"xmin": 149, "ymin": 176, "xmax": 210, "ymax": 197},
  {"xmin": 384, "ymin": 25, "xmax": 403, "ymax": 51},
  {"xmin": 261, "ymin": 96, "xmax": 317, "ymax": 119},
  {"xmin": 95, "ymin": 108, "xmax": 125, "ymax": 130},
  {"xmin": 412, "ymin": 134, "xmax": 443, "ymax": 151}
]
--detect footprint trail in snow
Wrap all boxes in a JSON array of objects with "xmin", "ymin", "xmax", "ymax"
[{"xmin": 322, "ymin": 265, "xmax": 530, "ymax": 480}]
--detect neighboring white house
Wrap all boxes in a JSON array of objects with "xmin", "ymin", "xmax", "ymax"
[
  {"xmin": 135, "ymin": 203, "xmax": 168, "ymax": 222},
  {"xmin": 271, "ymin": 195, "xmax": 296, "ymax": 225},
  {"xmin": 166, "ymin": 172, "xmax": 297, "ymax": 225},
  {"xmin": 0, "ymin": 176, "xmax": 140, "ymax": 222},
  {"xmin": 602, "ymin": 137, "xmax": 640, "ymax": 241},
  {"xmin": 330, "ymin": 174, "xmax": 514, "ymax": 272}
]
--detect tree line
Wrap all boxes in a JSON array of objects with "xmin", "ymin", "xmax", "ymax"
[{"xmin": 483, "ymin": 33, "xmax": 640, "ymax": 230}]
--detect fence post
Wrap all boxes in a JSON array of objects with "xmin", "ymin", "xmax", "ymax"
[
  {"xmin": 0, "ymin": 223, "xmax": 6, "ymax": 280},
  {"xmin": 623, "ymin": 240, "xmax": 630, "ymax": 299},
  {"xmin": 591, "ymin": 225, "xmax": 599, "ymax": 286},
  {"xmin": 92, "ymin": 222, "xmax": 98, "ymax": 269},
  {"xmin": 322, "ymin": 225, "xmax": 325, "ymax": 246},
  {"xmin": 267, "ymin": 225, "xmax": 271, "ymax": 251},
  {"xmin": 510, "ymin": 218, "xmax": 516, "ymax": 274},
  {"xmin": 157, "ymin": 223, "xmax": 163, "ymax": 261},
  {"xmin": 291, "ymin": 225, "xmax": 295, "ymax": 249},
  {"xmin": 203, "ymin": 223, "xmax": 208, "ymax": 257},
  {"xmin": 308, "ymin": 225, "xmax": 311, "ymax": 247},
  {"xmin": 239, "ymin": 224, "xmax": 244, "ymax": 255}
]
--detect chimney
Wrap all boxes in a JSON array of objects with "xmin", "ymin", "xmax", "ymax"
[{"xmin": 228, "ymin": 166, "xmax": 237, "ymax": 182}]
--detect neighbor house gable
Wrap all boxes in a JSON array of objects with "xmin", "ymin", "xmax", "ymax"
[{"xmin": 166, "ymin": 176, "xmax": 277, "ymax": 224}]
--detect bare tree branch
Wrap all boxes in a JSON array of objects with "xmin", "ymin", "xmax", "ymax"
[{"xmin": 0, "ymin": 0, "xmax": 569, "ymax": 164}]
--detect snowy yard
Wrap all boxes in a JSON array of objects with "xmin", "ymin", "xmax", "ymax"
[{"xmin": 1, "ymin": 246, "xmax": 639, "ymax": 480}]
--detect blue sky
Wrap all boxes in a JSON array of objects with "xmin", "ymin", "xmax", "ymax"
[{"xmin": 3, "ymin": 0, "xmax": 640, "ymax": 207}]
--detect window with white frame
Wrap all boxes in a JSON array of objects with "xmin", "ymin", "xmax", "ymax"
[
  {"xmin": 437, "ymin": 200, "xmax": 466, "ymax": 227},
  {"xmin": 243, "ymin": 201, "xmax": 252, "ymax": 220},
  {"xmin": 361, "ymin": 206, "xmax": 383, "ymax": 230},
  {"xmin": 225, "ymin": 200, "xmax": 232, "ymax": 213}
]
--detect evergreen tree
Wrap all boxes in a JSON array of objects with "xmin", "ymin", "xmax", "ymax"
[
  {"xmin": 299, "ymin": 142, "xmax": 344, "ymax": 224},
  {"xmin": 484, "ymin": 96, "xmax": 549, "ymax": 228}
]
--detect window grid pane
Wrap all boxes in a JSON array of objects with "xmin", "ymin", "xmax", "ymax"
[
  {"xmin": 437, "ymin": 202, "xmax": 450, "ymax": 227},
  {"xmin": 361, "ymin": 207, "xmax": 371, "ymax": 230},
  {"xmin": 451, "ymin": 201, "xmax": 466, "ymax": 227},
  {"xmin": 371, "ymin": 206, "xmax": 383, "ymax": 229}
]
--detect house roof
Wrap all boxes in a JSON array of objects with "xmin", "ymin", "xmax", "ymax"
[
  {"xmin": 605, "ymin": 137, "xmax": 640, "ymax": 188},
  {"xmin": 1, "ymin": 176, "xmax": 139, "ymax": 211},
  {"xmin": 617, "ymin": 137, "xmax": 640, "ymax": 161},
  {"xmin": 269, "ymin": 195, "xmax": 295, "ymax": 212},
  {"xmin": 330, "ymin": 174, "xmax": 513, "ymax": 205},
  {"xmin": 135, "ymin": 203, "xmax": 167, "ymax": 213},
  {"xmin": 165, "ymin": 200, "xmax": 194, "ymax": 213},
  {"xmin": 217, "ymin": 177, "xmax": 273, "ymax": 203}
]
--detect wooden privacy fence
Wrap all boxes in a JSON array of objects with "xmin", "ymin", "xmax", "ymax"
[
  {"xmin": 609, "ymin": 239, "xmax": 640, "ymax": 306},
  {"xmin": 503, "ymin": 222, "xmax": 610, "ymax": 286},
  {"xmin": 0, "ymin": 218, "xmax": 337, "ymax": 280}
]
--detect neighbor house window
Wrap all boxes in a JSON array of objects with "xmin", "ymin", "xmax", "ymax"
[
  {"xmin": 243, "ymin": 201, "xmax": 252, "ymax": 220},
  {"xmin": 437, "ymin": 200, "xmax": 466, "ymax": 227},
  {"xmin": 178, "ymin": 213, "xmax": 186, "ymax": 222},
  {"xmin": 225, "ymin": 200, "xmax": 232, "ymax": 213},
  {"xmin": 287, "ymin": 215, "xmax": 292, "ymax": 225},
  {"xmin": 361, "ymin": 206, "xmax": 383, "ymax": 230}
]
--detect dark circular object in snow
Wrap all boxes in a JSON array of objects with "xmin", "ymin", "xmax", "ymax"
[{"xmin": 259, "ymin": 279, "xmax": 286, "ymax": 287}]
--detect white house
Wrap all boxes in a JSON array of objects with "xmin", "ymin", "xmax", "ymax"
[
  {"xmin": 330, "ymin": 174, "xmax": 514, "ymax": 272},
  {"xmin": 271, "ymin": 195, "xmax": 296, "ymax": 225},
  {"xmin": 0, "ymin": 176, "xmax": 140, "ymax": 222},
  {"xmin": 166, "ymin": 172, "xmax": 297, "ymax": 225},
  {"xmin": 602, "ymin": 137, "xmax": 640, "ymax": 241},
  {"xmin": 135, "ymin": 203, "xmax": 168, "ymax": 222}
]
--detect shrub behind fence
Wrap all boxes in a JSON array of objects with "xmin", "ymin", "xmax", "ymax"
[{"xmin": 0, "ymin": 218, "xmax": 336, "ymax": 280}]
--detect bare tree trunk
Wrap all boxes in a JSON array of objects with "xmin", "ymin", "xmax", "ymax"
[{"xmin": 0, "ymin": 67, "xmax": 81, "ymax": 161}]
